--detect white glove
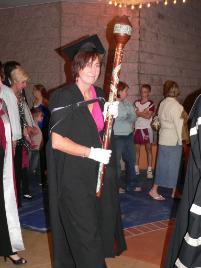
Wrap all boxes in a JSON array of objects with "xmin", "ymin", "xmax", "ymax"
[
  {"xmin": 103, "ymin": 101, "xmax": 119, "ymax": 121},
  {"xmin": 88, "ymin": 147, "xmax": 112, "ymax": 164}
]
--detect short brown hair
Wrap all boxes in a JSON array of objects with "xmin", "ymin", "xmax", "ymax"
[
  {"xmin": 117, "ymin": 81, "xmax": 129, "ymax": 97},
  {"xmin": 163, "ymin": 80, "xmax": 180, "ymax": 97},
  {"xmin": 33, "ymin": 84, "xmax": 48, "ymax": 100},
  {"xmin": 71, "ymin": 51, "xmax": 101, "ymax": 80},
  {"xmin": 141, "ymin": 84, "xmax": 151, "ymax": 92}
]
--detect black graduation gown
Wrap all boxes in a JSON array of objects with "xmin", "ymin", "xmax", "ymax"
[
  {"xmin": 0, "ymin": 104, "xmax": 24, "ymax": 256},
  {"xmin": 46, "ymin": 83, "xmax": 126, "ymax": 268},
  {"xmin": 165, "ymin": 94, "xmax": 201, "ymax": 267},
  {"xmin": 0, "ymin": 119, "xmax": 12, "ymax": 256}
]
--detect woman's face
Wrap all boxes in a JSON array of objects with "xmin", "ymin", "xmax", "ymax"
[
  {"xmin": 119, "ymin": 87, "xmax": 128, "ymax": 100},
  {"xmin": 14, "ymin": 80, "xmax": 27, "ymax": 92},
  {"xmin": 32, "ymin": 88, "xmax": 41, "ymax": 99},
  {"xmin": 77, "ymin": 56, "xmax": 101, "ymax": 87},
  {"xmin": 140, "ymin": 87, "xmax": 150, "ymax": 99}
]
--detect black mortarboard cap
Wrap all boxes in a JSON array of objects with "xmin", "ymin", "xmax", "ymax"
[{"xmin": 60, "ymin": 34, "xmax": 105, "ymax": 60}]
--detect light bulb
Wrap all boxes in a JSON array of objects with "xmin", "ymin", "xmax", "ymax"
[
  {"xmin": 183, "ymin": 0, "xmax": 186, "ymax": 2},
  {"xmin": 173, "ymin": 0, "xmax": 176, "ymax": 4},
  {"xmin": 164, "ymin": 0, "xmax": 168, "ymax": 5},
  {"xmin": 119, "ymin": 3, "xmax": 122, "ymax": 7},
  {"xmin": 114, "ymin": 1, "xmax": 118, "ymax": 6},
  {"xmin": 147, "ymin": 3, "xmax": 151, "ymax": 7},
  {"xmin": 108, "ymin": 0, "xmax": 112, "ymax": 4},
  {"xmin": 139, "ymin": 3, "xmax": 142, "ymax": 8},
  {"xmin": 131, "ymin": 5, "xmax": 135, "ymax": 9}
]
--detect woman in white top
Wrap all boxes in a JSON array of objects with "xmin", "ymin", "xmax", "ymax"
[{"xmin": 149, "ymin": 81, "xmax": 186, "ymax": 200}]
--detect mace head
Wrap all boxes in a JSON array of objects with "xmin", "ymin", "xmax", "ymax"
[{"xmin": 113, "ymin": 15, "xmax": 133, "ymax": 46}]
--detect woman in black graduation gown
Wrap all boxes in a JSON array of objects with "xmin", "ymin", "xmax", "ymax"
[
  {"xmin": 165, "ymin": 94, "xmax": 201, "ymax": 268},
  {"xmin": 47, "ymin": 35, "xmax": 126, "ymax": 268},
  {"xmin": 0, "ymin": 74, "xmax": 27, "ymax": 265}
]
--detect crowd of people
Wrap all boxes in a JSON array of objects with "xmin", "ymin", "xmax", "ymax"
[
  {"xmin": 0, "ymin": 61, "xmax": 50, "ymax": 265},
  {"xmin": 0, "ymin": 34, "xmax": 192, "ymax": 268}
]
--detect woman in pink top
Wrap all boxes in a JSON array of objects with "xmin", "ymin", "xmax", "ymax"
[{"xmin": 47, "ymin": 35, "xmax": 126, "ymax": 268}]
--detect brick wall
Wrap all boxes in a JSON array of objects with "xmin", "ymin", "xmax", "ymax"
[
  {"xmin": 0, "ymin": 3, "xmax": 61, "ymax": 103},
  {"xmin": 138, "ymin": 0, "xmax": 201, "ymax": 105},
  {"xmin": 0, "ymin": 1, "xmax": 201, "ymax": 107}
]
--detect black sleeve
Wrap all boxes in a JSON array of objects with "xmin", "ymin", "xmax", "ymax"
[{"xmin": 49, "ymin": 88, "xmax": 73, "ymax": 137}]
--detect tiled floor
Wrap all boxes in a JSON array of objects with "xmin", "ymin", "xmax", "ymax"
[{"xmin": 0, "ymin": 219, "xmax": 175, "ymax": 268}]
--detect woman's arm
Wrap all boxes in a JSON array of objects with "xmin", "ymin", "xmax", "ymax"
[
  {"xmin": 52, "ymin": 132, "xmax": 111, "ymax": 164},
  {"xmin": 136, "ymin": 109, "xmax": 152, "ymax": 119},
  {"xmin": 52, "ymin": 132, "xmax": 90, "ymax": 157}
]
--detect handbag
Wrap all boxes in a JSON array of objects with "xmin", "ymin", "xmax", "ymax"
[{"xmin": 151, "ymin": 115, "xmax": 161, "ymax": 131}]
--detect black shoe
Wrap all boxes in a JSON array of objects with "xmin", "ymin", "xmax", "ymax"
[
  {"xmin": 23, "ymin": 194, "xmax": 33, "ymax": 199},
  {"xmin": 4, "ymin": 254, "xmax": 27, "ymax": 265}
]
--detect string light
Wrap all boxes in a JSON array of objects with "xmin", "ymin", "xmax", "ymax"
[{"xmin": 108, "ymin": 0, "xmax": 188, "ymax": 10}]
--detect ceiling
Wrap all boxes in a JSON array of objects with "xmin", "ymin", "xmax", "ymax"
[{"xmin": 0, "ymin": 0, "xmax": 104, "ymax": 9}]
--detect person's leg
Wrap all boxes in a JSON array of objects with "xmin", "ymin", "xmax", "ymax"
[
  {"xmin": 149, "ymin": 184, "xmax": 165, "ymax": 200},
  {"xmin": 145, "ymin": 143, "xmax": 153, "ymax": 178},
  {"xmin": 22, "ymin": 168, "xmax": 32, "ymax": 198},
  {"xmin": 114, "ymin": 136, "xmax": 125, "ymax": 190},
  {"xmin": 171, "ymin": 187, "xmax": 182, "ymax": 199},
  {"xmin": 123, "ymin": 134, "xmax": 140, "ymax": 191},
  {"xmin": 134, "ymin": 129, "xmax": 142, "ymax": 175},
  {"xmin": 14, "ymin": 143, "xmax": 23, "ymax": 207},
  {"xmin": 40, "ymin": 147, "xmax": 47, "ymax": 186},
  {"xmin": 135, "ymin": 144, "xmax": 140, "ymax": 175}
]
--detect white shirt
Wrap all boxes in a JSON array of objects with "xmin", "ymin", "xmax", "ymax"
[
  {"xmin": 0, "ymin": 84, "xmax": 22, "ymax": 141},
  {"xmin": 158, "ymin": 97, "xmax": 184, "ymax": 146},
  {"xmin": 134, "ymin": 99, "xmax": 155, "ymax": 129}
]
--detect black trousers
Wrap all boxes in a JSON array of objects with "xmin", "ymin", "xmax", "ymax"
[{"xmin": 14, "ymin": 142, "xmax": 23, "ymax": 207}]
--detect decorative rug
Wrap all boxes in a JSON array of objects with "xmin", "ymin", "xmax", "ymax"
[{"xmin": 19, "ymin": 172, "xmax": 179, "ymax": 232}]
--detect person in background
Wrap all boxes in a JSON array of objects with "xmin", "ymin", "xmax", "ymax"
[
  {"xmin": 149, "ymin": 80, "xmax": 187, "ymax": 200},
  {"xmin": 32, "ymin": 84, "xmax": 50, "ymax": 143},
  {"xmin": 10, "ymin": 66, "xmax": 35, "ymax": 203},
  {"xmin": 32, "ymin": 84, "xmax": 50, "ymax": 186},
  {"xmin": 134, "ymin": 84, "xmax": 155, "ymax": 179},
  {"xmin": 29, "ymin": 108, "xmax": 43, "ymax": 185},
  {"xmin": 3, "ymin": 61, "xmax": 21, "ymax": 87},
  {"xmin": 0, "ymin": 64, "xmax": 24, "ymax": 206},
  {"xmin": 0, "ymin": 70, "xmax": 27, "ymax": 265},
  {"xmin": 3, "ymin": 61, "xmax": 28, "ymax": 104},
  {"xmin": 113, "ymin": 81, "xmax": 140, "ymax": 193},
  {"xmin": 47, "ymin": 34, "xmax": 126, "ymax": 268}
]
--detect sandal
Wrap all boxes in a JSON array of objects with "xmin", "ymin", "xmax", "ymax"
[
  {"xmin": 118, "ymin": 187, "xmax": 125, "ymax": 194},
  {"xmin": 149, "ymin": 191, "xmax": 165, "ymax": 201}
]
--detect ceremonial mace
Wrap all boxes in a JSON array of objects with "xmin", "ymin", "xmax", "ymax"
[{"xmin": 96, "ymin": 15, "xmax": 133, "ymax": 197}]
